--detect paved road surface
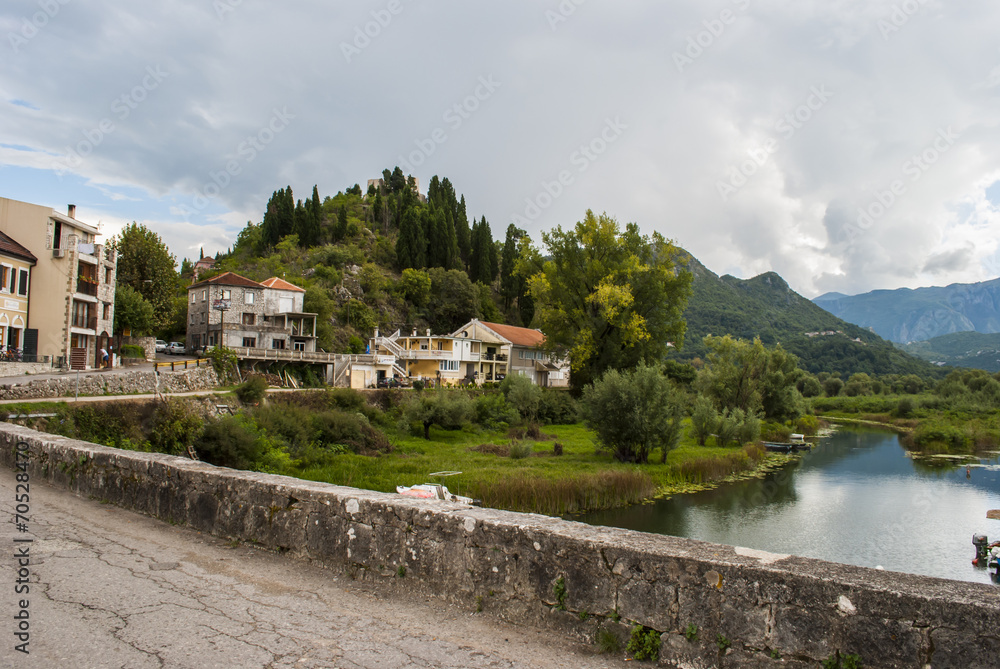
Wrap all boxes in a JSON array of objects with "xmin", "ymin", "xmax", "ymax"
[{"xmin": 0, "ymin": 467, "xmax": 626, "ymax": 669}]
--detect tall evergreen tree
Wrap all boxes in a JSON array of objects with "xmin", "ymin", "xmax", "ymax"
[
  {"xmin": 500, "ymin": 224, "xmax": 524, "ymax": 309},
  {"xmin": 396, "ymin": 206, "xmax": 427, "ymax": 270},
  {"xmin": 455, "ymin": 194, "xmax": 471, "ymax": 268},
  {"xmin": 307, "ymin": 184, "xmax": 322, "ymax": 246},
  {"xmin": 293, "ymin": 199, "xmax": 309, "ymax": 245},
  {"xmin": 469, "ymin": 216, "xmax": 497, "ymax": 284}
]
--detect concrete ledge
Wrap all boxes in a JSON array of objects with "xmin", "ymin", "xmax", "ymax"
[
  {"xmin": 2, "ymin": 423, "xmax": 997, "ymax": 668},
  {"xmin": 0, "ymin": 366, "xmax": 218, "ymax": 401}
]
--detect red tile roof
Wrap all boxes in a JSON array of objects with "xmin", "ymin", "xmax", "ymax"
[
  {"xmin": 260, "ymin": 277, "xmax": 305, "ymax": 292},
  {"xmin": 480, "ymin": 321, "xmax": 546, "ymax": 348},
  {"xmin": 0, "ymin": 231, "xmax": 36, "ymax": 264},
  {"xmin": 189, "ymin": 271, "xmax": 262, "ymax": 290}
]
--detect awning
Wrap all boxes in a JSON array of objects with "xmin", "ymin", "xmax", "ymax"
[{"xmin": 534, "ymin": 360, "xmax": 560, "ymax": 372}]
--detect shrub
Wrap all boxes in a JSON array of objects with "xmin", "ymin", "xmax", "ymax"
[
  {"xmin": 626, "ymin": 625, "xmax": 661, "ymax": 661},
  {"xmin": 736, "ymin": 410, "xmax": 762, "ymax": 444},
  {"xmin": 206, "ymin": 346, "xmax": 240, "ymax": 384},
  {"xmin": 508, "ymin": 440, "xmax": 532, "ymax": 459},
  {"xmin": 760, "ymin": 421, "xmax": 792, "ymax": 442},
  {"xmin": 235, "ymin": 375, "xmax": 268, "ymax": 403},
  {"xmin": 501, "ymin": 374, "xmax": 541, "ymax": 422},
  {"xmin": 716, "ymin": 409, "xmax": 739, "ymax": 447},
  {"xmin": 120, "ymin": 344, "xmax": 145, "ymax": 358},
  {"xmin": 198, "ymin": 414, "xmax": 269, "ymax": 470},
  {"xmin": 149, "ymin": 399, "xmax": 203, "ymax": 456},
  {"xmin": 795, "ymin": 414, "xmax": 820, "ymax": 436},
  {"xmin": 536, "ymin": 389, "xmax": 579, "ymax": 425},
  {"xmin": 691, "ymin": 396, "xmax": 718, "ymax": 446},
  {"xmin": 894, "ymin": 397, "xmax": 915, "ymax": 418},
  {"xmin": 596, "ymin": 628, "xmax": 621, "ymax": 654},
  {"xmin": 475, "ymin": 393, "xmax": 519, "ymax": 431}
]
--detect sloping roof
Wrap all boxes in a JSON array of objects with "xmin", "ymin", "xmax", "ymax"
[
  {"xmin": 0, "ymin": 231, "xmax": 36, "ymax": 264},
  {"xmin": 479, "ymin": 321, "xmax": 546, "ymax": 348},
  {"xmin": 260, "ymin": 277, "xmax": 306, "ymax": 293},
  {"xmin": 189, "ymin": 271, "xmax": 262, "ymax": 290}
]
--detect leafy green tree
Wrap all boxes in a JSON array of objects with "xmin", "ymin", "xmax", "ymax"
[
  {"xmin": 303, "ymin": 288, "xmax": 335, "ymax": 351},
  {"xmin": 824, "ymin": 377, "xmax": 844, "ymax": 397},
  {"xmin": 111, "ymin": 222, "xmax": 178, "ymax": 329},
  {"xmin": 399, "ymin": 268, "xmax": 431, "ymax": 307},
  {"xmin": 501, "ymin": 373, "xmax": 542, "ymax": 422},
  {"xmin": 690, "ymin": 396, "xmax": 718, "ymax": 446},
  {"xmin": 716, "ymin": 409, "xmax": 740, "ymax": 447},
  {"xmin": 582, "ymin": 363, "xmax": 685, "ymax": 464},
  {"xmin": 426, "ymin": 268, "xmax": 479, "ymax": 333},
  {"xmin": 112, "ymin": 284, "xmax": 155, "ymax": 336},
  {"xmin": 696, "ymin": 335, "xmax": 803, "ymax": 421},
  {"xmin": 527, "ymin": 211, "xmax": 692, "ymax": 392},
  {"xmin": 797, "ymin": 375, "xmax": 823, "ymax": 398},
  {"xmin": 403, "ymin": 390, "xmax": 474, "ymax": 439}
]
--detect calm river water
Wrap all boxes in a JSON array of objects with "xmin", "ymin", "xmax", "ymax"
[{"xmin": 576, "ymin": 427, "xmax": 1000, "ymax": 584}]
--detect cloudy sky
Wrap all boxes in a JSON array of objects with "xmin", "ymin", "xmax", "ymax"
[{"xmin": 2, "ymin": 0, "xmax": 999, "ymax": 298}]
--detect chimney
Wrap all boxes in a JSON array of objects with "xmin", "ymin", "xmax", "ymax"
[
  {"xmin": 426, "ymin": 329, "xmax": 431, "ymax": 337},
  {"xmin": 67, "ymin": 204, "xmax": 76, "ymax": 218}
]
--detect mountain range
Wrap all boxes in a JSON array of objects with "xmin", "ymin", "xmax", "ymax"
[
  {"xmin": 813, "ymin": 278, "xmax": 1000, "ymax": 344},
  {"xmin": 677, "ymin": 257, "xmax": 938, "ymax": 378}
]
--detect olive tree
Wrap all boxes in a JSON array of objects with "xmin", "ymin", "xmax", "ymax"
[
  {"xmin": 582, "ymin": 363, "xmax": 685, "ymax": 464},
  {"xmin": 403, "ymin": 389, "xmax": 473, "ymax": 439}
]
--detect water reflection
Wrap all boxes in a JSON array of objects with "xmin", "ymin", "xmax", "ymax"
[{"xmin": 574, "ymin": 427, "xmax": 1000, "ymax": 584}]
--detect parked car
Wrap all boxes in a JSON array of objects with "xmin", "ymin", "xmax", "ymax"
[
  {"xmin": 166, "ymin": 342, "xmax": 186, "ymax": 355},
  {"xmin": 155, "ymin": 340, "xmax": 167, "ymax": 353}
]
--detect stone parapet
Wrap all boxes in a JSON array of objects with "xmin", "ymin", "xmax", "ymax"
[
  {"xmin": 0, "ymin": 424, "xmax": 996, "ymax": 668},
  {"xmin": 0, "ymin": 366, "xmax": 218, "ymax": 401}
]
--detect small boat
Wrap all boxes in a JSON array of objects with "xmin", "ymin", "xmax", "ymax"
[
  {"xmin": 763, "ymin": 434, "xmax": 812, "ymax": 453},
  {"xmin": 396, "ymin": 483, "xmax": 479, "ymax": 505}
]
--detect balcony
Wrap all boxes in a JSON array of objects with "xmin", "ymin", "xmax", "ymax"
[{"xmin": 76, "ymin": 278, "xmax": 99, "ymax": 297}]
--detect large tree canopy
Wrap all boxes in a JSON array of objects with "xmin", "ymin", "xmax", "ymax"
[
  {"xmin": 527, "ymin": 210, "xmax": 692, "ymax": 391},
  {"xmin": 112, "ymin": 222, "xmax": 177, "ymax": 329},
  {"xmin": 695, "ymin": 335, "xmax": 804, "ymax": 421},
  {"xmin": 112, "ymin": 284, "xmax": 155, "ymax": 336}
]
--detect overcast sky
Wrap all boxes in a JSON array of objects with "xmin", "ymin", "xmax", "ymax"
[{"xmin": 2, "ymin": 0, "xmax": 999, "ymax": 298}]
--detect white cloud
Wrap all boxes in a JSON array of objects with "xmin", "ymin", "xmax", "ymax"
[{"xmin": 1, "ymin": 0, "xmax": 999, "ymax": 297}]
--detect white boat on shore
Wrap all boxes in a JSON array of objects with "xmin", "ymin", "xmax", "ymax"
[{"xmin": 396, "ymin": 483, "xmax": 478, "ymax": 505}]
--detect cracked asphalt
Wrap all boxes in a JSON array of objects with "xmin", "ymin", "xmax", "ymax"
[{"xmin": 0, "ymin": 468, "xmax": 629, "ymax": 669}]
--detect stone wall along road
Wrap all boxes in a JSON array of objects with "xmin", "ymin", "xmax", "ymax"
[{"xmin": 1, "ymin": 423, "xmax": 998, "ymax": 668}]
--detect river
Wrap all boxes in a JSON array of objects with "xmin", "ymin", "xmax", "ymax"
[{"xmin": 576, "ymin": 426, "xmax": 1000, "ymax": 584}]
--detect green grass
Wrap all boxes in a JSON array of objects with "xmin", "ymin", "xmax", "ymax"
[{"xmin": 291, "ymin": 422, "xmax": 773, "ymax": 515}]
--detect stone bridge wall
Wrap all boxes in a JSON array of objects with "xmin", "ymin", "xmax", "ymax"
[
  {"xmin": 0, "ymin": 366, "xmax": 218, "ymax": 401},
  {"xmin": 1, "ymin": 423, "xmax": 996, "ymax": 669}
]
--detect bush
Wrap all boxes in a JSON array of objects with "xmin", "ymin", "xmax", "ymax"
[
  {"xmin": 120, "ymin": 344, "xmax": 145, "ymax": 358},
  {"xmin": 198, "ymin": 414, "xmax": 269, "ymax": 470},
  {"xmin": 501, "ymin": 374, "xmax": 541, "ymax": 422},
  {"xmin": 475, "ymin": 393, "xmax": 519, "ymax": 431},
  {"xmin": 795, "ymin": 414, "xmax": 820, "ymax": 436},
  {"xmin": 690, "ymin": 396, "xmax": 718, "ymax": 446},
  {"xmin": 716, "ymin": 409, "xmax": 739, "ymax": 447},
  {"xmin": 626, "ymin": 625, "xmax": 661, "ymax": 661},
  {"xmin": 235, "ymin": 375, "xmax": 268, "ymax": 403},
  {"xmin": 894, "ymin": 397, "xmax": 915, "ymax": 418},
  {"xmin": 149, "ymin": 399, "xmax": 203, "ymax": 456},
  {"xmin": 508, "ymin": 440, "xmax": 532, "ymax": 459},
  {"xmin": 536, "ymin": 389, "xmax": 579, "ymax": 425}
]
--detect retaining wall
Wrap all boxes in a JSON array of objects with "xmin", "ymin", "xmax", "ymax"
[
  {"xmin": 1, "ymin": 423, "xmax": 997, "ymax": 668},
  {"xmin": 0, "ymin": 366, "xmax": 218, "ymax": 401}
]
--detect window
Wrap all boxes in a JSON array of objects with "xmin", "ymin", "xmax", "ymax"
[
  {"xmin": 439, "ymin": 360, "xmax": 458, "ymax": 372},
  {"xmin": 242, "ymin": 337, "xmax": 256, "ymax": 348},
  {"xmin": 221, "ymin": 289, "xmax": 231, "ymax": 300},
  {"xmin": 105, "ymin": 267, "xmax": 112, "ymax": 284},
  {"xmin": 17, "ymin": 270, "xmax": 28, "ymax": 296},
  {"xmin": 0, "ymin": 265, "xmax": 11, "ymax": 293},
  {"xmin": 201, "ymin": 290, "xmax": 207, "ymax": 301},
  {"xmin": 190, "ymin": 314, "xmax": 196, "ymax": 325},
  {"xmin": 103, "ymin": 303, "xmax": 111, "ymax": 320},
  {"xmin": 53, "ymin": 221, "xmax": 62, "ymax": 249},
  {"xmin": 190, "ymin": 292, "xmax": 196, "ymax": 304},
  {"xmin": 272, "ymin": 339, "xmax": 286, "ymax": 350},
  {"xmin": 242, "ymin": 313, "xmax": 255, "ymax": 326},
  {"xmin": 245, "ymin": 292, "xmax": 255, "ymax": 305},
  {"xmin": 519, "ymin": 350, "xmax": 525, "ymax": 359},
  {"xmin": 293, "ymin": 341, "xmax": 305, "ymax": 351}
]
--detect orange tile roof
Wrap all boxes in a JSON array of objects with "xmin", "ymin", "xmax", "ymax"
[
  {"xmin": 480, "ymin": 321, "xmax": 545, "ymax": 348},
  {"xmin": 190, "ymin": 271, "xmax": 262, "ymax": 290},
  {"xmin": 260, "ymin": 277, "xmax": 306, "ymax": 292}
]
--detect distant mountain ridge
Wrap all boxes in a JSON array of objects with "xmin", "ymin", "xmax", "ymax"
[
  {"xmin": 813, "ymin": 278, "xmax": 1000, "ymax": 343},
  {"xmin": 899, "ymin": 331, "xmax": 1000, "ymax": 373},
  {"xmin": 678, "ymin": 256, "xmax": 938, "ymax": 377}
]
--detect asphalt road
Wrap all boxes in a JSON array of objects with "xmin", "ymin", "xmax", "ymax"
[{"xmin": 0, "ymin": 467, "xmax": 627, "ymax": 669}]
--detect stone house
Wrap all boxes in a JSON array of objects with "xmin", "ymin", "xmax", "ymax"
[{"xmin": 186, "ymin": 272, "xmax": 317, "ymax": 353}]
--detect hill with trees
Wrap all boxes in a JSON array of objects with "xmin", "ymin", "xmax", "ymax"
[
  {"xmin": 898, "ymin": 331, "xmax": 1000, "ymax": 372},
  {"xmin": 678, "ymin": 256, "xmax": 942, "ymax": 378}
]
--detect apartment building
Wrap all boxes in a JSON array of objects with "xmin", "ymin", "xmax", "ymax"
[
  {"xmin": 0, "ymin": 198, "xmax": 116, "ymax": 369},
  {"xmin": 186, "ymin": 272, "xmax": 317, "ymax": 352},
  {"xmin": 0, "ymin": 231, "xmax": 36, "ymax": 352},
  {"xmin": 368, "ymin": 319, "xmax": 569, "ymax": 387}
]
